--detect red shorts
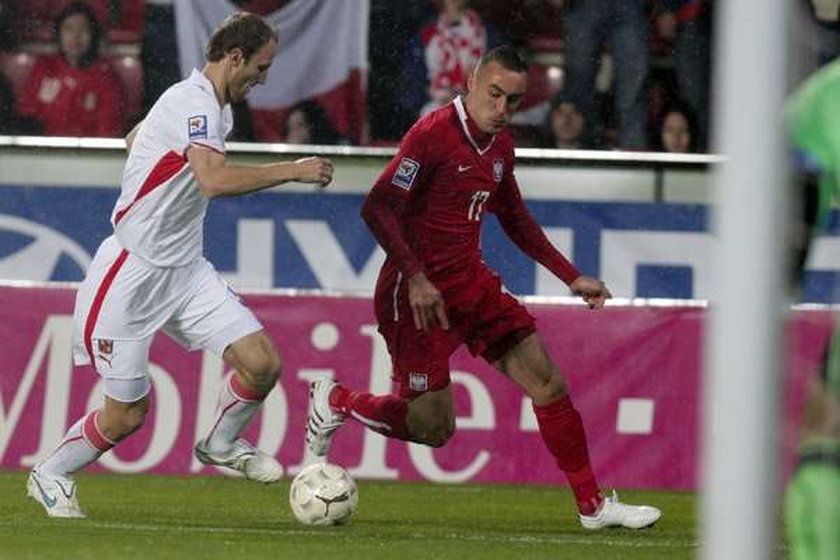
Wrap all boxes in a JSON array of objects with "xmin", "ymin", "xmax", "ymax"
[{"xmin": 374, "ymin": 266, "xmax": 536, "ymax": 399}]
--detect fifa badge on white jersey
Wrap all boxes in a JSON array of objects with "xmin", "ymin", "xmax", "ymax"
[
  {"xmin": 493, "ymin": 158, "xmax": 504, "ymax": 183},
  {"xmin": 188, "ymin": 115, "xmax": 208, "ymax": 140},
  {"xmin": 409, "ymin": 372, "xmax": 428, "ymax": 392},
  {"xmin": 392, "ymin": 157, "xmax": 420, "ymax": 190}
]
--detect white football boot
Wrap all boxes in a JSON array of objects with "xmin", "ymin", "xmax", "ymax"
[
  {"xmin": 579, "ymin": 491, "xmax": 661, "ymax": 530},
  {"xmin": 194, "ymin": 438, "xmax": 283, "ymax": 483},
  {"xmin": 305, "ymin": 378, "xmax": 346, "ymax": 459},
  {"xmin": 26, "ymin": 468, "xmax": 86, "ymax": 518}
]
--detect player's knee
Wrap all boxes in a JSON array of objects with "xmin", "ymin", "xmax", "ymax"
[
  {"xmin": 246, "ymin": 350, "xmax": 283, "ymax": 390},
  {"xmin": 121, "ymin": 405, "xmax": 148, "ymax": 436}
]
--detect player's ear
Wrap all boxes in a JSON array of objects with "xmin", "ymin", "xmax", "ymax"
[
  {"xmin": 228, "ymin": 47, "xmax": 245, "ymax": 68},
  {"xmin": 467, "ymin": 66, "xmax": 478, "ymax": 93}
]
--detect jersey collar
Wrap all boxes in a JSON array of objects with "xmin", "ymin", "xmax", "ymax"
[
  {"xmin": 189, "ymin": 69, "xmax": 225, "ymax": 107},
  {"xmin": 453, "ymin": 96, "xmax": 496, "ymax": 156}
]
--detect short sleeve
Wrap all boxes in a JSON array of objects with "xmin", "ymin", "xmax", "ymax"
[{"xmin": 177, "ymin": 90, "xmax": 226, "ymax": 155}]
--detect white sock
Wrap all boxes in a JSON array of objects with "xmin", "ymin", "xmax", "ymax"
[
  {"xmin": 38, "ymin": 411, "xmax": 115, "ymax": 477},
  {"xmin": 204, "ymin": 373, "xmax": 267, "ymax": 454}
]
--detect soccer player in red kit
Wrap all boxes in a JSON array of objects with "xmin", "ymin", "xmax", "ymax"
[{"xmin": 306, "ymin": 46, "xmax": 661, "ymax": 529}]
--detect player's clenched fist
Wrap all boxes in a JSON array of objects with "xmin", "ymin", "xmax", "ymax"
[
  {"xmin": 569, "ymin": 275, "xmax": 612, "ymax": 309},
  {"xmin": 294, "ymin": 156, "xmax": 334, "ymax": 188}
]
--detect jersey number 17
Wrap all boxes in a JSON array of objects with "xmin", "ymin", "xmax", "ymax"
[{"xmin": 468, "ymin": 191, "xmax": 490, "ymax": 221}]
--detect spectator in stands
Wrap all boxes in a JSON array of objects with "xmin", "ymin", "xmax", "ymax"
[
  {"xmin": 401, "ymin": 0, "xmax": 506, "ymax": 119},
  {"xmin": 16, "ymin": 1, "xmax": 123, "ymax": 137},
  {"xmin": 0, "ymin": 72, "xmax": 40, "ymax": 134},
  {"xmin": 0, "ymin": 0, "xmax": 15, "ymax": 50},
  {"xmin": 654, "ymin": 0, "xmax": 713, "ymax": 151},
  {"xmin": 0, "ymin": 73, "xmax": 13, "ymax": 131},
  {"xmin": 284, "ymin": 100, "xmax": 347, "ymax": 145},
  {"xmin": 541, "ymin": 93, "xmax": 587, "ymax": 150},
  {"xmin": 653, "ymin": 102, "xmax": 696, "ymax": 153},
  {"xmin": 561, "ymin": 0, "xmax": 650, "ymax": 150}
]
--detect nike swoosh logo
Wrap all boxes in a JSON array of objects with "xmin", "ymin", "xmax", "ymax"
[
  {"xmin": 33, "ymin": 477, "xmax": 58, "ymax": 508},
  {"xmin": 55, "ymin": 479, "xmax": 75, "ymax": 499},
  {"xmin": 458, "ymin": 165, "xmax": 471, "ymax": 172}
]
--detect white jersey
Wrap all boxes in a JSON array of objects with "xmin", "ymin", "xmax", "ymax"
[{"xmin": 112, "ymin": 69, "xmax": 233, "ymax": 267}]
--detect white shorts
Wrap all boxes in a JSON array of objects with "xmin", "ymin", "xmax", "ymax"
[{"xmin": 72, "ymin": 236, "xmax": 262, "ymax": 380}]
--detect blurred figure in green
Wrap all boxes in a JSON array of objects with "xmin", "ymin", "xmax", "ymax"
[{"xmin": 785, "ymin": 58, "xmax": 840, "ymax": 560}]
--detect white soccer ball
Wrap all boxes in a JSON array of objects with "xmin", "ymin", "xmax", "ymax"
[{"xmin": 289, "ymin": 462, "xmax": 358, "ymax": 526}]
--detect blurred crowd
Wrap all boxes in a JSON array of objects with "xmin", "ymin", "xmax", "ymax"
[{"xmin": 0, "ymin": 0, "xmax": 835, "ymax": 152}]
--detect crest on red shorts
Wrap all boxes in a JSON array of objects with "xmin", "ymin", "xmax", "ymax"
[{"xmin": 409, "ymin": 372, "xmax": 428, "ymax": 392}]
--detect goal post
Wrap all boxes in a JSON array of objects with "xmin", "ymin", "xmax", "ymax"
[{"xmin": 702, "ymin": 1, "xmax": 790, "ymax": 558}]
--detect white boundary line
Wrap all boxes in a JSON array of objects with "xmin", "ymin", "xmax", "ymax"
[{"xmin": 0, "ymin": 519, "xmax": 700, "ymax": 549}]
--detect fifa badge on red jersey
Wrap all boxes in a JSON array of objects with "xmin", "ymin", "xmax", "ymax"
[
  {"xmin": 493, "ymin": 158, "xmax": 504, "ymax": 183},
  {"xmin": 392, "ymin": 157, "xmax": 420, "ymax": 190},
  {"xmin": 409, "ymin": 372, "xmax": 428, "ymax": 392},
  {"xmin": 188, "ymin": 115, "xmax": 208, "ymax": 140}
]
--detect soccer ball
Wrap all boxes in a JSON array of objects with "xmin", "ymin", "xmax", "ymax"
[{"xmin": 289, "ymin": 462, "xmax": 358, "ymax": 525}]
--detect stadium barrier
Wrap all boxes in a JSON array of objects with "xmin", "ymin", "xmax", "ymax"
[
  {"xmin": 0, "ymin": 282, "xmax": 822, "ymax": 490},
  {"xmin": 0, "ymin": 136, "xmax": 758, "ymax": 303},
  {"xmin": 3, "ymin": 136, "xmax": 839, "ymax": 302}
]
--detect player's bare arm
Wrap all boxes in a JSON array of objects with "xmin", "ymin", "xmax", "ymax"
[
  {"xmin": 187, "ymin": 145, "xmax": 333, "ymax": 197},
  {"xmin": 569, "ymin": 276, "xmax": 612, "ymax": 310}
]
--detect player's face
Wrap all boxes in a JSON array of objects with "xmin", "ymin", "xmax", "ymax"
[
  {"xmin": 229, "ymin": 39, "xmax": 278, "ymax": 103},
  {"xmin": 465, "ymin": 60, "xmax": 527, "ymax": 135},
  {"xmin": 59, "ymin": 13, "xmax": 92, "ymax": 67}
]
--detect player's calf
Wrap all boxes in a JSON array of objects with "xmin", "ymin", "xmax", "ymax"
[{"xmin": 406, "ymin": 416, "xmax": 455, "ymax": 448}]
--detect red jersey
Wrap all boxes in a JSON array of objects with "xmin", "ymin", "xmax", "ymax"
[
  {"xmin": 363, "ymin": 96, "xmax": 580, "ymax": 298},
  {"xmin": 17, "ymin": 54, "xmax": 123, "ymax": 137}
]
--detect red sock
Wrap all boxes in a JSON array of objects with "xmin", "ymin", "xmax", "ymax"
[
  {"xmin": 533, "ymin": 395, "xmax": 604, "ymax": 515},
  {"xmin": 330, "ymin": 385, "xmax": 411, "ymax": 440}
]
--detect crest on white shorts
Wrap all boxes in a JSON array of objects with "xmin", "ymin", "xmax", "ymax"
[
  {"xmin": 409, "ymin": 372, "xmax": 428, "ymax": 392},
  {"xmin": 96, "ymin": 339, "xmax": 113, "ymax": 368},
  {"xmin": 493, "ymin": 158, "xmax": 504, "ymax": 183}
]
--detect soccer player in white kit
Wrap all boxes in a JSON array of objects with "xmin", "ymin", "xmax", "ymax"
[{"xmin": 26, "ymin": 13, "xmax": 334, "ymax": 518}]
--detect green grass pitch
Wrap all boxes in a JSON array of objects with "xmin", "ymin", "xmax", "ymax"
[{"xmin": 1, "ymin": 470, "xmax": 701, "ymax": 559}]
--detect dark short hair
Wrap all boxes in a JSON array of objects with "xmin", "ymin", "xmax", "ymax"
[
  {"xmin": 478, "ymin": 45, "xmax": 528, "ymax": 74},
  {"xmin": 205, "ymin": 12, "xmax": 278, "ymax": 63},
  {"xmin": 54, "ymin": 1, "xmax": 101, "ymax": 68}
]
